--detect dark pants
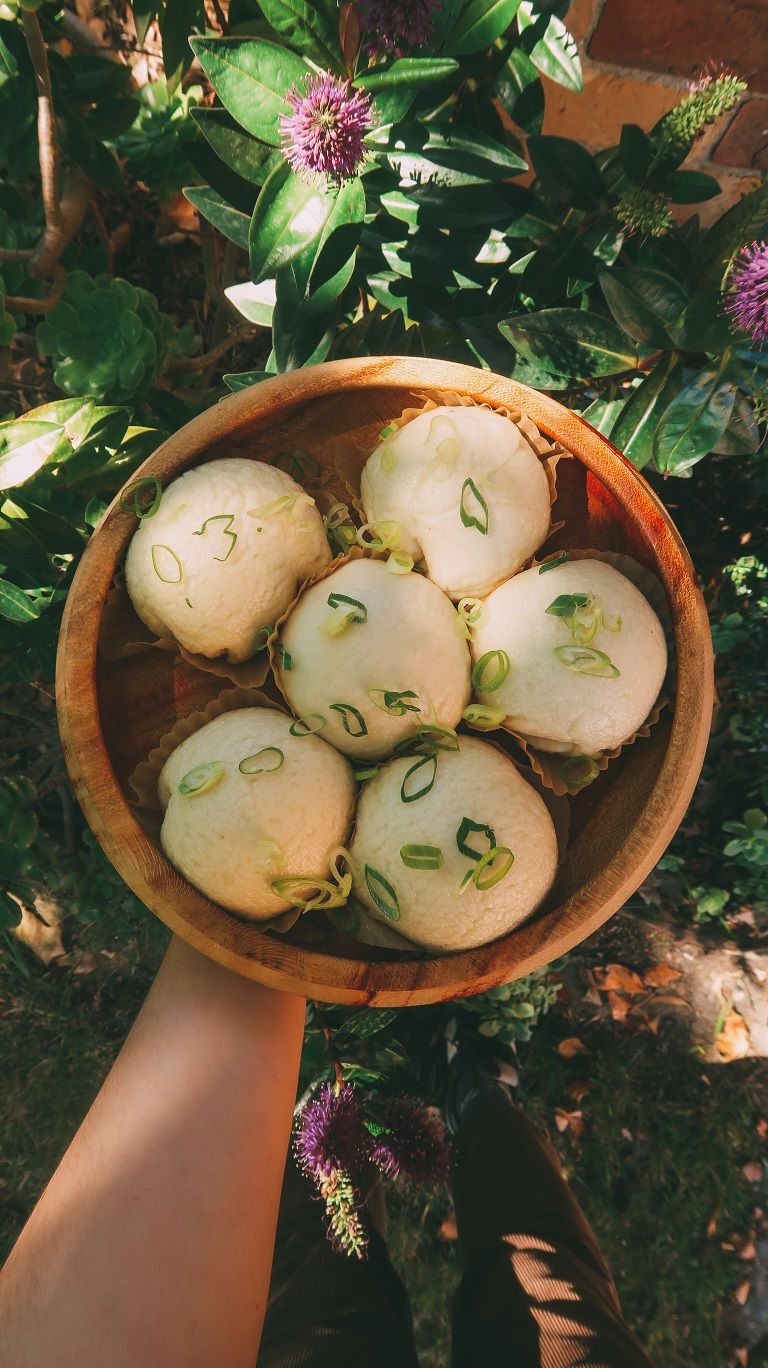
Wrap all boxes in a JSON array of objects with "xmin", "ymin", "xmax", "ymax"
[{"xmin": 257, "ymin": 1091, "xmax": 653, "ymax": 1367}]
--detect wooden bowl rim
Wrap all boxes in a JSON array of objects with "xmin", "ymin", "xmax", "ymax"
[{"xmin": 56, "ymin": 356, "xmax": 713, "ymax": 1005}]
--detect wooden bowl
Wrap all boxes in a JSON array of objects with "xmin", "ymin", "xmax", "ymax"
[{"xmin": 56, "ymin": 357, "xmax": 713, "ymax": 1005}]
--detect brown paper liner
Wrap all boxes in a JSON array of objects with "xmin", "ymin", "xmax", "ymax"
[
  {"xmin": 331, "ymin": 388, "xmax": 566, "ymax": 562},
  {"xmin": 500, "ymin": 548, "xmax": 675, "ymax": 798},
  {"xmin": 126, "ymin": 684, "xmax": 308, "ymax": 934}
]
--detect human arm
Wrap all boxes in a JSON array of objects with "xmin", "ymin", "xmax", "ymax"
[{"xmin": 0, "ymin": 935, "xmax": 305, "ymax": 1368}]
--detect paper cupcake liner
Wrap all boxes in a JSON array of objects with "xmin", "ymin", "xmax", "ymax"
[
  {"xmin": 126, "ymin": 684, "xmax": 309, "ymax": 935},
  {"xmin": 499, "ymin": 548, "xmax": 674, "ymax": 798}
]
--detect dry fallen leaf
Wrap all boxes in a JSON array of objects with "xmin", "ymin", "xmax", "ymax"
[
  {"xmin": 742, "ymin": 1161, "xmax": 763, "ymax": 1184},
  {"xmin": 12, "ymin": 896, "xmax": 65, "ymax": 966},
  {"xmin": 439, "ymin": 1211, "xmax": 458, "ymax": 1242},
  {"xmin": 554, "ymin": 1108, "xmax": 584, "ymax": 1138},
  {"xmin": 733, "ymin": 1348, "xmax": 748, "ymax": 1366},
  {"xmin": 644, "ymin": 963, "xmax": 682, "ymax": 988},
  {"xmin": 734, "ymin": 1279, "xmax": 751, "ymax": 1306},
  {"xmin": 595, "ymin": 964, "xmax": 646, "ymax": 995},
  {"xmin": 621, "ymin": 1128, "xmax": 634, "ymax": 1142},
  {"xmin": 706, "ymin": 1213, "xmax": 718, "ymax": 1238},
  {"xmin": 606, "ymin": 990, "xmax": 633, "ymax": 1022},
  {"xmin": 715, "ymin": 1008, "xmax": 751, "ymax": 1062},
  {"xmin": 756, "ymin": 1117, "xmax": 768, "ymax": 1141},
  {"xmin": 642, "ymin": 1015, "xmax": 661, "ymax": 1035},
  {"xmin": 739, "ymin": 1241, "xmax": 756, "ymax": 1261},
  {"xmin": 557, "ymin": 1036, "xmax": 587, "ymax": 1060},
  {"xmin": 566, "ymin": 1080, "xmax": 591, "ymax": 1103}
]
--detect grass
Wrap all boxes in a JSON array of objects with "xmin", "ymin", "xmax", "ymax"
[{"xmin": 1, "ymin": 903, "xmax": 765, "ymax": 1367}]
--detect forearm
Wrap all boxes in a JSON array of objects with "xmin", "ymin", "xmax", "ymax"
[{"xmin": 0, "ymin": 936, "xmax": 305, "ymax": 1368}]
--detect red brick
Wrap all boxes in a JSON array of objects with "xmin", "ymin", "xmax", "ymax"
[
  {"xmin": 711, "ymin": 97, "xmax": 768, "ymax": 166},
  {"xmin": 589, "ymin": 0, "xmax": 768, "ymax": 93}
]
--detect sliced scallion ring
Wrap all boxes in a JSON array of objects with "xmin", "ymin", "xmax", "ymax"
[
  {"xmin": 151, "ymin": 544, "xmax": 183, "ymax": 584},
  {"xmin": 364, "ymin": 864, "xmax": 401, "ymax": 920},
  {"xmin": 289, "ymin": 714, "xmax": 326, "ymax": 736},
  {"xmin": 380, "ymin": 446, "xmax": 396, "ymax": 473},
  {"xmin": 327, "ymin": 592, "xmax": 367, "ymax": 622},
  {"xmin": 417, "ymin": 723, "xmax": 459, "ymax": 751},
  {"xmin": 546, "ymin": 593, "xmax": 590, "ymax": 618},
  {"xmin": 120, "ymin": 475, "xmax": 162, "ymax": 520},
  {"xmin": 538, "ymin": 551, "xmax": 568, "ymax": 574},
  {"xmin": 356, "ymin": 520, "xmax": 401, "ymax": 551},
  {"xmin": 472, "ymin": 845, "xmax": 514, "ymax": 891},
  {"xmin": 253, "ymin": 623, "xmax": 274, "ymax": 652},
  {"xmin": 457, "ymin": 597, "xmax": 484, "ymax": 627},
  {"xmin": 178, "ymin": 761, "xmax": 224, "ymax": 796},
  {"xmin": 400, "ymin": 753, "xmax": 437, "ymax": 803},
  {"xmin": 368, "ymin": 688, "xmax": 421, "ymax": 717},
  {"xmin": 379, "ymin": 423, "xmax": 398, "ymax": 440},
  {"xmin": 601, "ymin": 611, "xmax": 622, "ymax": 633},
  {"xmin": 319, "ymin": 610, "xmax": 357, "ymax": 638},
  {"xmin": 456, "ymin": 816, "xmax": 496, "ymax": 862},
  {"xmin": 400, "ymin": 844, "xmax": 443, "ymax": 870},
  {"xmin": 329, "ymin": 703, "xmax": 368, "ymax": 737},
  {"xmin": 271, "ymin": 876, "xmax": 348, "ymax": 910},
  {"xmin": 462, "ymin": 703, "xmax": 506, "ymax": 731},
  {"xmin": 471, "ymin": 649, "xmax": 510, "ymax": 692},
  {"xmin": 353, "ymin": 764, "xmax": 379, "ymax": 782},
  {"xmin": 193, "ymin": 513, "xmax": 237, "ymax": 562},
  {"xmin": 275, "ymin": 642, "xmax": 293, "ymax": 670},
  {"xmin": 460, "ymin": 477, "xmax": 489, "ymax": 535},
  {"xmin": 386, "ymin": 551, "xmax": 413, "ymax": 574},
  {"xmin": 560, "ymin": 755, "xmax": 601, "ymax": 788},
  {"xmin": 238, "ymin": 747, "xmax": 284, "ymax": 776},
  {"xmin": 553, "ymin": 645, "xmax": 620, "ymax": 678}
]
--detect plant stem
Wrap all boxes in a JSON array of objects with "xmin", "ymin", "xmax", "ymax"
[
  {"xmin": 21, "ymin": 10, "xmax": 61, "ymax": 244},
  {"xmin": 313, "ymin": 1001, "xmax": 344, "ymax": 1091}
]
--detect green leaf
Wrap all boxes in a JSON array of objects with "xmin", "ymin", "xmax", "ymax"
[
  {"xmin": 224, "ymin": 278, "xmax": 276, "ymax": 326},
  {"xmin": 619, "ymin": 123, "xmax": 653, "ymax": 184},
  {"xmin": 694, "ymin": 182, "xmax": 768, "ymax": 293},
  {"xmin": 711, "ymin": 391, "xmax": 760, "ymax": 455},
  {"xmin": 0, "ymin": 422, "xmax": 61, "ymax": 488},
  {"xmin": 368, "ymin": 120, "xmax": 526, "ymax": 187},
  {"xmin": 652, "ymin": 358, "xmax": 736, "ymax": 474},
  {"xmin": 495, "ymin": 48, "xmax": 543, "ymax": 134},
  {"xmin": 300, "ymin": 174, "xmax": 364, "ymax": 316},
  {"xmin": 191, "ymin": 107, "xmax": 278, "ymax": 185},
  {"xmin": 184, "ymin": 185, "xmax": 251, "ymax": 249},
  {"xmin": 257, "ymin": 0, "xmax": 340, "ymax": 67},
  {"xmin": 499, "ymin": 309, "xmax": 637, "ymax": 378},
  {"xmin": 189, "ymin": 36, "xmax": 307, "ymax": 144},
  {"xmin": 609, "ymin": 354, "xmax": 683, "ymax": 470},
  {"xmin": 249, "ymin": 160, "xmax": 339, "ymax": 283},
  {"xmin": 223, "ymin": 369, "xmax": 273, "ymax": 391},
  {"xmin": 527, "ymin": 134, "xmax": 604, "ymax": 209},
  {"xmin": 660, "ymin": 170, "xmax": 722, "ymax": 204},
  {"xmin": 580, "ymin": 396, "xmax": 626, "ymax": 436},
  {"xmin": 598, "ymin": 267, "xmax": 688, "ymax": 349},
  {"xmin": 0, "ymin": 576, "xmax": 40, "ymax": 622},
  {"xmin": 160, "ymin": 0, "xmax": 204, "ymax": 90},
  {"xmin": 132, "ymin": 2, "xmax": 157, "ymax": 45},
  {"xmin": 444, "ymin": 0, "xmax": 522, "ymax": 56},
  {"xmin": 517, "ymin": 3, "xmax": 582, "ymax": 91},
  {"xmin": 0, "ymin": 890, "xmax": 22, "ymax": 931},
  {"xmin": 358, "ymin": 56, "xmax": 460, "ymax": 92}
]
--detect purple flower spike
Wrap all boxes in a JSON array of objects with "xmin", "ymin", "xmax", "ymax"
[
  {"xmin": 279, "ymin": 72, "xmax": 372, "ymax": 183},
  {"xmin": 295, "ymin": 1082, "xmax": 366, "ymax": 1177},
  {"xmin": 370, "ymin": 1097, "xmax": 450, "ymax": 1186},
  {"xmin": 359, "ymin": 0, "xmax": 441, "ymax": 57},
  {"xmin": 725, "ymin": 240, "xmax": 768, "ymax": 345}
]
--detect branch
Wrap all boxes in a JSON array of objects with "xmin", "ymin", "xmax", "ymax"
[
  {"xmin": 21, "ymin": 10, "xmax": 61, "ymax": 243},
  {"xmin": 167, "ymin": 325, "xmax": 250, "ymax": 374}
]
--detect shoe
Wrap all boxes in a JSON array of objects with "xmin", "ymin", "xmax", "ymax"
[{"xmin": 443, "ymin": 1030, "xmax": 520, "ymax": 1138}]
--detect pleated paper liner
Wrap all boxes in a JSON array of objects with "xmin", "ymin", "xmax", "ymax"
[
  {"xmin": 126, "ymin": 684, "xmax": 317, "ymax": 935},
  {"xmin": 100, "ymin": 448, "xmax": 350, "ymax": 690},
  {"xmin": 498, "ymin": 548, "xmax": 675, "ymax": 799},
  {"xmin": 330, "ymin": 387, "xmax": 567, "ymax": 562}
]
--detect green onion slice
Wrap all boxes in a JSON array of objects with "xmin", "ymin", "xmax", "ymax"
[
  {"xmin": 428, "ymin": 437, "xmax": 460, "ymax": 481},
  {"xmin": 457, "ymin": 597, "xmax": 484, "ymax": 627},
  {"xmin": 553, "ymin": 645, "xmax": 620, "ymax": 678},
  {"xmin": 289, "ymin": 714, "xmax": 326, "ymax": 736},
  {"xmin": 193, "ymin": 513, "xmax": 237, "ymax": 562},
  {"xmin": 151, "ymin": 544, "xmax": 183, "ymax": 584},
  {"xmin": 379, "ymin": 423, "xmax": 398, "ymax": 440},
  {"xmin": 539, "ymin": 552, "xmax": 568, "ymax": 574},
  {"xmin": 328, "ymin": 845, "xmax": 354, "ymax": 901},
  {"xmin": 178, "ymin": 761, "xmax": 224, "ymax": 796},
  {"xmin": 471, "ymin": 649, "xmax": 510, "ymax": 692},
  {"xmin": 417, "ymin": 723, "xmax": 459, "ymax": 751},
  {"xmin": 456, "ymin": 816, "xmax": 496, "ymax": 862},
  {"xmin": 380, "ymin": 446, "xmax": 396, "ymax": 474},
  {"xmin": 329, "ymin": 703, "xmax": 368, "ymax": 737},
  {"xmin": 247, "ymin": 492, "xmax": 316, "ymax": 528},
  {"xmin": 353, "ymin": 764, "xmax": 379, "ymax": 782},
  {"xmin": 462, "ymin": 704, "xmax": 506, "ymax": 731},
  {"xmin": 560, "ymin": 755, "xmax": 601, "ymax": 788},
  {"xmin": 356, "ymin": 520, "xmax": 401, "ymax": 551},
  {"xmin": 185, "ymin": 597, "xmax": 193, "ymax": 609},
  {"xmin": 400, "ymin": 844, "xmax": 444, "ymax": 870},
  {"xmin": 319, "ymin": 610, "xmax": 357, "ymax": 638},
  {"xmin": 387, "ymin": 551, "xmax": 414, "ymax": 574},
  {"xmin": 325, "ymin": 502, "xmax": 352, "ymax": 531},
  {"xmin": 275, "ymin": 642, "xmax": 292, "ymax": 671},
  {"xmin": 460, "ymin": 477, "xmax": 489, "ymax": 535},
  {"xmin": 473, "ymin": 845, "xmax": 514, "ymax": 891},
  {"xmin": 120, "ymin": 475, "xmax": 162, "ymax": 520},
  {"xmin": 368, "ymin": 688, "xmax": 421, "ymax": 717},
  {"xmin": 238, "ymin": 747, "xmax": 284, "ymax": 776},
  {"xmin": 364, "ymin": 864, "xmax": 401, "ymax": 920},
  {"xmin": 546, "ymin": 593, "xmax": 590, "ymax": 618},
  {"xmin": 253, "ymin": 837, "xmax": 284, "ymax": 872},
  {"xmin": 601, "ymin": 611, "xmax": 622, "ymax": 633},
  {"xmin": 253, "ymin": 623, "xmax": 274, "ymax": 652},
  {"xmin": 400, "ymin": 753, "xmax": 437, "ymax": 803},
  {"xmin": 327, "ymin": 592, "xmax": 367, "ymax": 622},
  {"xmin": 271, "ymin": 876, "xmax": 348, "ymax": 911}
]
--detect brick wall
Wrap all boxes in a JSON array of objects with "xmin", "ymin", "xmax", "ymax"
[{"xmin": 538, "ymin": 0, "xmax": 768, "ymax": 221}]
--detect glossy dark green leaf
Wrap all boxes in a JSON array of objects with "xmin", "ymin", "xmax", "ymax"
[
  {"xmin": 711, "ymin": 391, "xmax": 761, "ymax": 455},
  {"xmin": 85, "ymin": 96, "xmax": 141, "ymax": 138},
  {"xmin": 224, "ymin": 279, "xmax": 276, "ymax": 327},
  {"xmin": 249, "ymin": 160, "xmax": 338, "ymax": 283},
  {"xmin": 300, "ymin": 175, "xmax": 365, "ymax": 316},
  {"xmin": 527, "ymin": 134, "xmax": 605, "ymax": 208},
  {"xmin": 191, "ymin": 107, "xmax": 276, "ymax": 186},
  {"xmin": 693, "ymin": 182, "xmax": 768, "ymax": 292},
  {"xmin": 495, "ymin": 48, "xmax": 544, "ymax": 134},
  {"xmin": 271, "ymin": 263, "xmax": 336, "ymax": 371},
  {"xmin": 223, "ymin": 370, "xmax": 273, "ymax": 391},
  {"xmin": 598, "ymin": 267, "xmax": 687, "ymax": 349},
  {"xmin": 358, "ymin": 57, "xmax": 460, "ymax": 92},
  {"xmin": 580, "ymin": 396, "xmax": 626, "ymax": 436},
  {"xmin": 258, "ymin": 0, "xmax": 340, "ymax": 66},
  {"xmin": 499, "ymin": 309, "xmax": 637, "ymax": 378},
  {"xmin": 660, "ymin": 170, "xmax": 722, "ymax": 204},
  {"xmin": 190, "ymin": 37, "xmax": 307, "ymax": 144},
  {"xmin": 517, "ymin": 4, "xmax": 582, "ymax": 91},
  {"xmin": 619, "ymin": 123, "xmax": 653, "ymax": 183},
  {"xmin": 184, "ymin": 185, "xmax": 251, "ymax": 249},
  {"xmin": 380, "ymin": 183, "xmax": 520, "ymax": 231},
  {"xmin": 444, "ymin": 0, "xmax": 522, "ymax": 55},
  {"xmin": 609, "ymin": 355, "xmax": 683, "ymax": 469},
  {"xmin": 160, "ymin": 0, "xmax": 204, "ymax": 91},
  {"xmin": 0, "ymin": 502, "xmax": 48, "ymax": 573},
  {"xmin": 672, "ymin": 293, "xmax": 733, "ymax": 353},
  {"xmin": 0, "ymin": 577, "xmax": 40, "ymax": 622},
  {"xmin": 0, "ymin": 889, "xmax": 22, "ymax": 931},
  {"xmin": 132, "ymin": 2, "xmax": 157, "ymax": 45},
  {"xmin": 0, "ymin": 422, "xmax": 61, "ymax": 488},
  {"xmin": 60, "ymin": 112, "xmax": 123, "ymax": 194},
  {"xmin": 369, "ymin": 120, "xmax": 526, "ymax": 186},
  {"xmin": 653, "ymin": 360, "xmax": 736, "ymax": 474},
  {"xmin": 181, "ymin": 134, "xmax": 257, "ymax": 214}
]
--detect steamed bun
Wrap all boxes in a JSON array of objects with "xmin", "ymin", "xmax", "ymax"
[
  {"xmin": 471, "ymin": 559, "xmax": 667, "ymax": 756},
  {"xmin": 159, "ymin": 707, "xmax": 354, "ymax": 920},
  {"xmin": 360, "ymin": 405, "xmax": 551, "ymax": 599},
  {"xmin": 349, "ymin": 736, "xmax": 558, "ymax": 952},
  {"xmin": 125, "ymin": 458, "xmax": 331, "ymax": 663}
]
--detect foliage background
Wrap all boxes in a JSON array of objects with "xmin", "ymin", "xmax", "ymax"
[{"xmin": 0, "ymin": 1, "xmax": 766, "ymax": 1363}]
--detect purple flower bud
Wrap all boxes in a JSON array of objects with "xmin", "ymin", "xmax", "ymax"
[
  {"xmin": 359, "ymin": 0, "xmax": 441, "ymax": 57},
  {"xmin": 294, "ymin": 1082, "xmax": 366, "ymax": 1177},
  {"xmin": 725, "ymin": 240, "xmax": 768, "ymax": 345},
  {"xmin": 279, "ymin": 72, "xmax": 372, "ymax": 183},
  {"xmin": 369, "ymin": 1097, "xmax": 450, "ymax": 1186}
]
